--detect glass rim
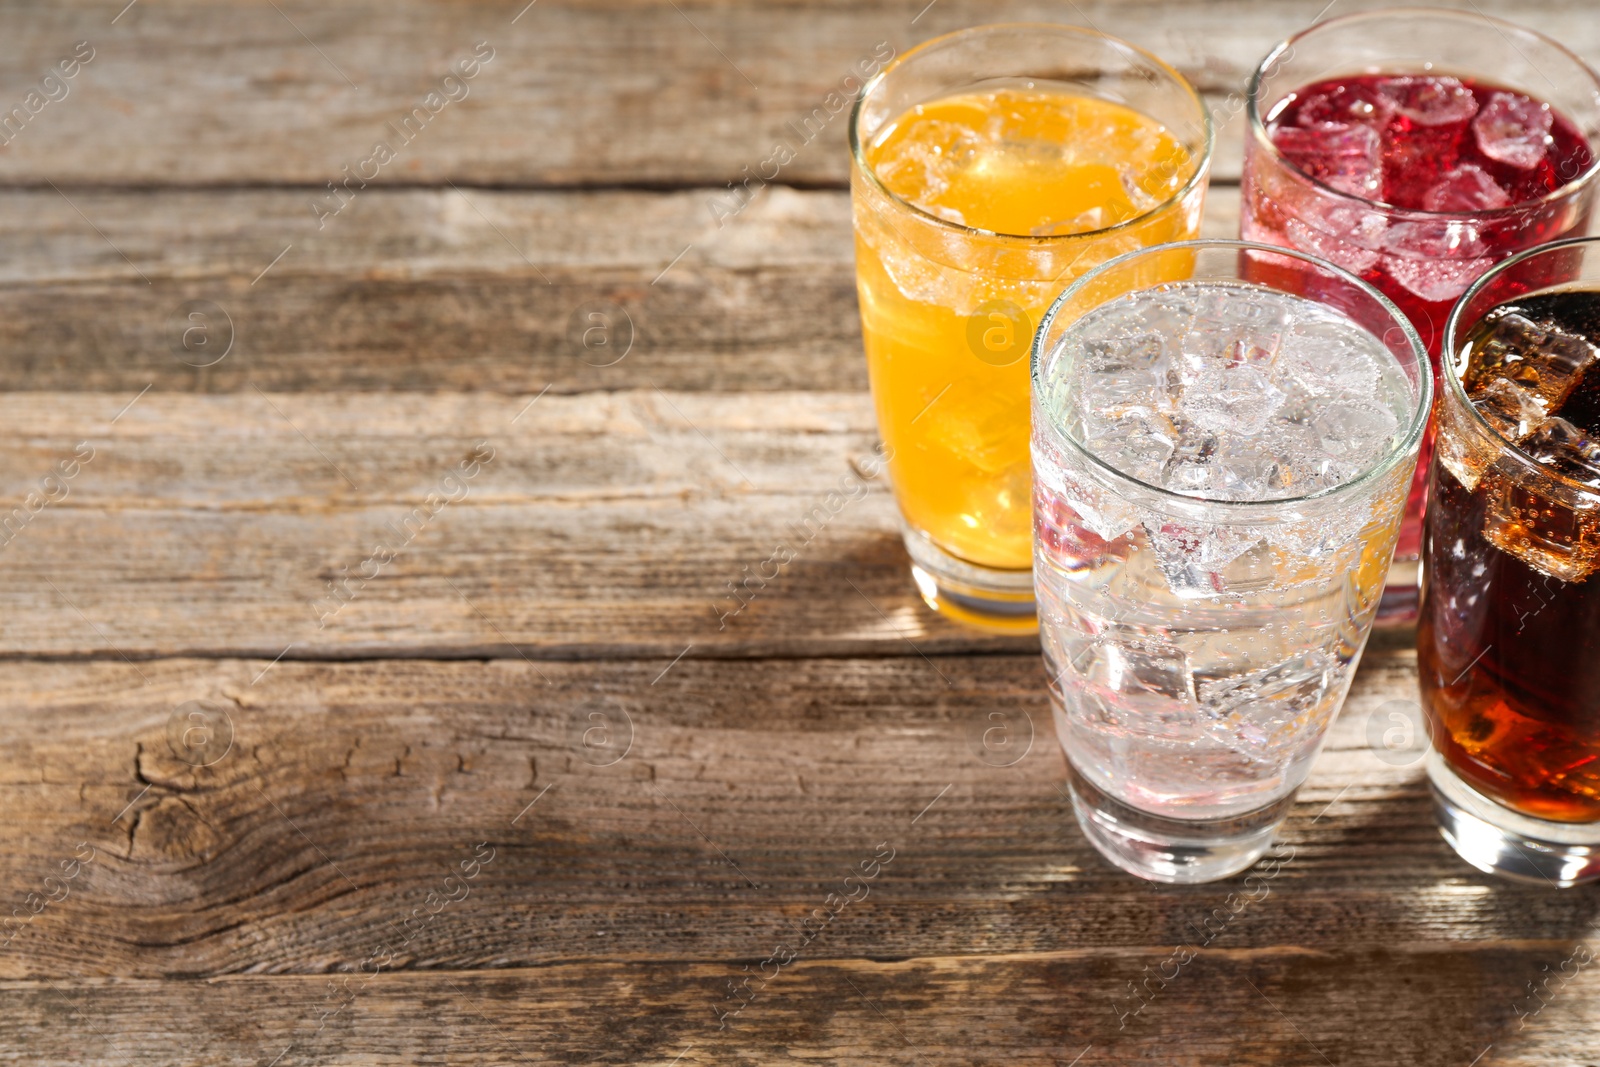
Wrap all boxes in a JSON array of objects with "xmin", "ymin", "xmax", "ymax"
[
  {"xmin": 847, "ymin": 22, "xmax": 1215, "ymax": 244},
  {"xmin": 1245, "ymin": 6, "xmax": 1600, "ymax": 222},
  {"xmin": 1441, "ymin": 234, "xmax": 1600, "ymax": 496},
  {"xmin": 1029, "ymin": 238, "xmax": 1434, "ymax": 514}
]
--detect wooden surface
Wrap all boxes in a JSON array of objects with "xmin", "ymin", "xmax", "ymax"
[{"xmin": 2, "ymin": 2, "xmax": 1598, "ymax": 1065}]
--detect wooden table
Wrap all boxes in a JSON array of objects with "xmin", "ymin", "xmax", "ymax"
[{"xmin": 2, "ymin": 2, "xmax": 1597, "ymax": 1063}]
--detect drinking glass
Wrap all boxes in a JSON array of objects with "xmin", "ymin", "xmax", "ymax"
[
  {"xmin": 1242, "ymin": 9, "xmax": 1600, "ymax": 622},
  {"xmin": 1421, "ymin": 237, "xmax": 1600, "ymax": 887},
  {"xmin": 850, "ymin": 24, "xmax": 1211, "ymax": 632},
  {"xmin": 1032, "ymin": 240, "xmax": 1430, "ymax": 882}
]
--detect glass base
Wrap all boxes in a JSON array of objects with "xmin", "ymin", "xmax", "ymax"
[
  {"xmin": 1427, "ymin": 751, "xmax": 1600, "ymax": 888},
  {"xmin": 1064, "ymin": 761, "xmax": 1289, "ymax": 884},
  {"xmin": 900, "ymin": 526, "xmax": 1036, "ymax": 634}
]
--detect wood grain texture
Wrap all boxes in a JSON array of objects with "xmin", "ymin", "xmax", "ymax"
[
  {"xmin": 5, "ymin": 946, "xmax": 1598, "ymax": 1067},
  {"xmin": 0, "ymin": 186, "xmax": 1238, "ymax": 393},
  {"xmin": 1, "ymin": 652, "xmax": 1596, "ymax": 1063},
  {"xmin": 0, "ymin": 389, "xmax": 1038, "ymax": 657},
  {"xmin": 2, "ymin": 1, "xmax": 1598, "ymax": 187},
  {"xmin": 3, "ymin": 650, "xmax": 1595, "ymax": 978}
]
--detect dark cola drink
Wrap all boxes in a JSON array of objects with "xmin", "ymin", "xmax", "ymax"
[{"xmin": 1420, "ymin": 287, "xmax": 1600, "ymax": 827}]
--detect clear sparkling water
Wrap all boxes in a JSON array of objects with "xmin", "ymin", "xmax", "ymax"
[{"xmin": 1034, "ymin": 281, "xmax": 1414, "ymax": 818}]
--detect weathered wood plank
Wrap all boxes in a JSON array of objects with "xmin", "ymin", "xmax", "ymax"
[
  {"xmin": 0, "ymin": 388, "xmax": 1023, "ymax": 657},
  {"xmin": 3, "ymin": 0, "xmax": 1597, "ymax": 187},
  {"xmin": 2, "ymin": 649, "xmax": 1594, "ymax": 987},
  {"xmin": 6, "ymin": 946, "xmax": 1598, "ymax": 1067},
  {"xmin": 0, "ymin": 188, "xmax": 1238, "ymax": 393}
]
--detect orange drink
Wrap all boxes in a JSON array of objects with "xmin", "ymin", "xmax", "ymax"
[{"xmin": 850, "ymin": 26, "xmax": 1211, "ymax": 630}]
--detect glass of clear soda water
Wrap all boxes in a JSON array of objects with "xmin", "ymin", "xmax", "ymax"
[{"xmin": 1031, "ymin": 240, "xmax": 1431, "ymax": 882}]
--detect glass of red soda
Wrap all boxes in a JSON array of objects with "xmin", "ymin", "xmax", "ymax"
[
  {"xmin": 1243, "ymin": 9, "xmax": 1600, "ymax": 622},
  {"xmin": 1421, "ymin": 237, "xmax": 1600, "ymax": 888}
]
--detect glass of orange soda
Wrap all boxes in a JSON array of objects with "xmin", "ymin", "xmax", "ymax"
[{"xmin": 849, "ymin": 24, "xmax": 1213, "ymax": 631}]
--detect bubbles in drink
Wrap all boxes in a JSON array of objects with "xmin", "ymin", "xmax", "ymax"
[
  {"xmin": 853, "ymin": 83, "xmax": 1203, "ymax": 573},
  {"xmin": 867, "ymin": 87, "xmax": 1191, "ymax": 242},
  {"xmin": 1461, "ymin": 292, "xmax": 1600, "ymax": 501},
  {"xmin": 1269, "ymin": 123, "xmax": 1382, "ymax": 198},
  {"xmin": 1258, "ymin": 74, "xmax": 1594, "ymax": 305},
  {"xmin": 1519, "ymin": 416, "xmax": 1600, "ymax": 486},
  {"xmin": 1065, "ymin": 281, "xmax": 1407, "ymax": 502},
  {"xmin": 1268, "ymin": 73, "xmax": 1594, "ymax": 220},
  {"xmin": 1421, "ymin": 286, "xmax": 1600, "ymax": 822},
  {"xmin": 1033, "ymin": 280, "xmax": 1416, "ymax": 817},
  {"xmin": 1463, "ymin": 309, "xmax": 1599, "ymax": 428}
]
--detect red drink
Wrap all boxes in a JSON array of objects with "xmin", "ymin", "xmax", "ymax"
[
  {"xmin": 1243, "ymin": 12, "xmax": 1600, "ymax": 623},
  {"xmin": 1256, "ymin": 74, "xmax": 1593, "ymax": 350}
]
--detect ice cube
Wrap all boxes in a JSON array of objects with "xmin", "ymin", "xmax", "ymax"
[
  {"xmin": 1436, "ymin": 395, "xmax": 1506, "ymax": 492},
  {"xmin": 1034, "ymin": 448, "xmax": 1142, "ymax": 543},
  {"xmin": 857, "ymin": 208, "xmax": 973, "ymax": 308},
  {"xmin": 1195, "ymin": 650, "xmax": 1335, "ymax": 754},
  {"xmin": 1473, "ymin": 92, "xmax": 1554, "ymax": 170},
  {"xmin": 1180, "ymin": 365, "xmax": 1288, "ymax": 436},
  {"xmin": 870, "ymin": 119, "xmax": 979, "ymax": 205},
  {"xmin": 1074, "ymin": 630, "xmax": 1198, "ymax": 708},
  {"xmin": 1381, "ymin": 219, "xmax": 1493, "ymax": 302},
  {"xmin": 1436, "ymin": 429, "xmax": 1488, "ymax": 492},
  {"xmin": 1083, "ymin": 409, "xmax": 1178, "ymax": 484},
  {"xmin": 1103, "ymin": 285, "xmax": 1202, "ymax": 349},
  {"xmin": 1145, "ymin": 520, "xmax": 1264, "ymax": 597},
  {"xmin": 1293, "ymin": 85, "xmax": 1395, "ymax": 130},
  {"xmin": 1207, "ymin": 431, "xmax": 1295, "ymax": 499},
  {"xmin": 1310, "ymin": 401, "xmax": 1400, "ymax": 472},
  {"xmin": 1274, "ymin": 505, "xmax": 1375, "ymax": 560},
  {"xmin": 1082, "ymin": 329, "xmax": 1170, "ymax": 377},
  {"xmin": 1226, "ymin": 334, "xmax": 1287, "ymax": 373},
  {"xmin": 1276, "ymin": 316, "xmax": 1384, "ymax": 400},
  {"xmin": 1217, "ymin": 284, "xmax": 1295, "ymax": 335},
  {"xmin": 1474, "ymin": 377, "xmax": 1550, "ymax": 440},
  {"xmin": 1464, "ymin": 310, "xmax": 1599, "ymax": 411},
  {"xmin": 1176, "ymin": 303, "xmax": 1285, "ymax": 386},
  {"xmin": 1267, "ymin": 379, "xmax": 1322, "ymax": 459},
  {"xmin": 1521, "ymin": 416, "xmax": 1600, "ymax": 487},
  {"xmin": 983, "ymin": 460, "xmax": 1033, "ymax": 541},
  {"xmin": 918, "ymin": 375, "xmax": 1028, "ymax": 474},
  {"xmin": 1379, "ymin": 76, "xmax": 1479, "ymax": 127},
  {"xmin": 1422, "ymin": 163, "xmax": 1512, "ymax": 213},
  {"xmin": 1161, "ymin": 419, "xmax": 1219, "ymax": 495},
  {"xmin": 1035, "ymin": 488, "xmax": 1135, "ymax": 573},
  {"xmin": 1031, "ymin": 205, "xmax": 1104, "ymax": 236},
  {"xmin": 871, "ymin": 237, "xmax": 952, "ymax": 305},
  {"xmin": 1480, "ymin": 471, "xmax": 1600, "ymax": 582},
  {"xmin": 1079, "ymin": 330, "xmax": 1182, "ymax": 424},
  {"xmin": 1283, "ymin": 205, "xmax": 1385, "ymax": 274},
  {"xmin": 1118, "ymin": 165, "xmax": 1163, "ymax": 214},
  {"xmin": 1271, "ymin": 123, "xmax": 1383, "ymax": 197}
]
